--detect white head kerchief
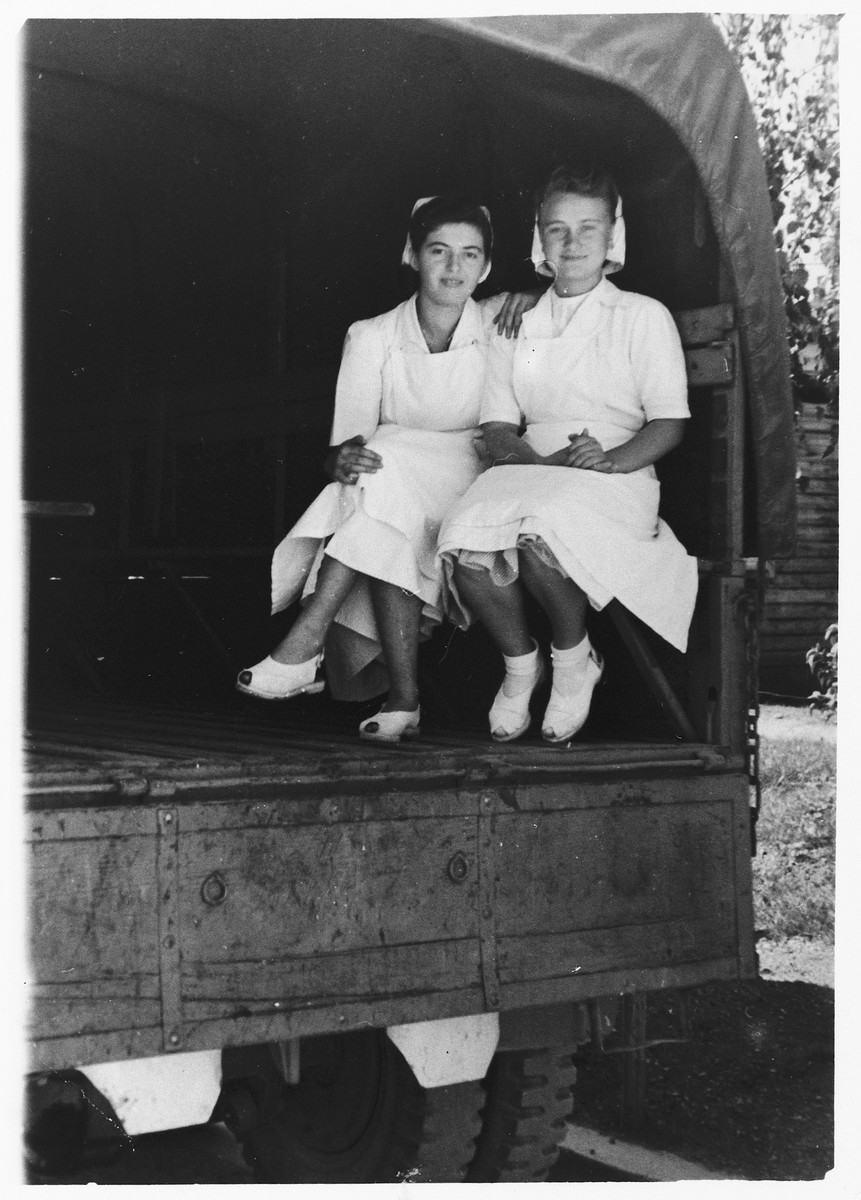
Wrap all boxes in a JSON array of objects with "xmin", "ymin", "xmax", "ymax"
[
  {"xmin": 402, "ymin": 196, "xmax": 493, "ymax": 284},
  {"xmin": 531, "ymin": 195, "xmax": 626, "ymax": 279}
]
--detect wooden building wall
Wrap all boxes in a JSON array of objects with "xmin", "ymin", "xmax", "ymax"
[{"xmin": 759, "ymin": 407, "xmax": 838, "ymax": 698}]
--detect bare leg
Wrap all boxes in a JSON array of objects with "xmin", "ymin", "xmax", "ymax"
[
  {"xmin": 270, "ymin": 555, "xmax": 357, "ymax": 663},
  {"xmin": 519, "ymin": 545, "xmax": 601, "ymax": 741},
  {"xmin": 518, "ymin": 546, "xmax": 589, "ymax": 649},
  {"xmin": 369, "ymin": 579, "xmax": 423, "ymax": 711},
  {"xmin": 452, "ymin": 562, "xmax": 533, "ymax": 656},
  {"xmin": 453, "ymin": 559, "xmax": 542, "ymax": 741}
]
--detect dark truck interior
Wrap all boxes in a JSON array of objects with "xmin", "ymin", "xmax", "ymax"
[{"xmin": 23, "ymin": 19, "xmax": 746, "ymax": 750}]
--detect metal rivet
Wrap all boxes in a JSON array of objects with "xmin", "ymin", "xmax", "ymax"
[
  {"xmin": 168, "ymin": 1032, "xmax": 180, "ymax": 1046},
  {"xmin": 447, "ymin": 852, "xmax": 470, "ymax": 884},
  {"xmin": 201, "ymin": 871, "xmax": 228, "ymax": 906},
  {"xmin": 161, "ymin": 811, "xmax": 173, "ymax": 823}
]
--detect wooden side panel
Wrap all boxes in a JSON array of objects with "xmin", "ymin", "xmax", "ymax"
[
  {"xmin": 684, "ymin": 344, "xmax": 734, "ymax": 388},
  {"xmin": 179, "ymin": 817, "xmax": 479, "ymax": 962},
  {"xmin": 26, "ymin": 771, "xmax": 754, "ymax": 1071},
  {"xmin": 500, "ymin": 918, "xmax": 731, "ymax": 982},
  {"xmin": 760, "ymin": 408, "xmax": 838, "ymax": 694},
  {"xmin": 493, "ymin": 794, "xmax": 743, "ymax": 989},
  {"xmin": 27, "ymin": 831, "xmax": 161, "ymax": 1043},
  {"xmin": 495, "ymin": 803, "xmax": 736, "ymax": 937},
  {"xmin": 182, "ymin": 941, "xmax": 481, "ymax": 1015},
  {"xmin": 673, "ymin": 304, "xmax": 734, "ymax": 345}
]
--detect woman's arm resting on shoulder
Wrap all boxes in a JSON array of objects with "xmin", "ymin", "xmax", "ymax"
[
  {"xmin": 492, "ymin": 288, "xmax": 546, "ymax": 338},
  {"xmin": 324, "ymin": 435, "xmax": 384, "ymax": 484},
  {"xmin": 604, "ymin": 418, "xmax": 687, "ymax": 474}
]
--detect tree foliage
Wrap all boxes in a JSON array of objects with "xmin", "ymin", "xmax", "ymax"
[{"xmin": 713, "ymin": 14, "xmax": 839, "ymax": 431}]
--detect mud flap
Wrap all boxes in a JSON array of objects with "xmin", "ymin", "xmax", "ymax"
[
  {"xmin": 80, "ymin": 1049, "xmax": 222, "ymax": 1135},
  {"xmin": 386, "ymin": 1013, "xmax": 500, "ymax": 1087}
]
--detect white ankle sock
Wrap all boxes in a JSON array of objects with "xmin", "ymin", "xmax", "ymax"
[
  {"xmin": 551, "ymin": 636, "xmax": 590, "ymax": 662},
  {"xmin": 500, "ymin": 642, "xmax": 540, "ymax": 697},
  {"xmin": 550, "ymin": 637, "xmax": 590, "ymax": 693}
]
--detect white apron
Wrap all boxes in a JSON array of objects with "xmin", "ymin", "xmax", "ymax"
[
  {"xmin": 271, "ymin": 334, "xmax": 487, "ymax": 700},
  {"xmin": 439, "ymin": 332, "xmax": 699, "ymax": 653}
]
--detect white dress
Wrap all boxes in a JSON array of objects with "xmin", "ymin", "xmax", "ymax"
[
  {"xmin": 270, "ymin": 294, "xmax": 503, "ymax": 700},
  {"xmin": 438, "ymin": 279, "xmax": 699, "ymax": 653}
]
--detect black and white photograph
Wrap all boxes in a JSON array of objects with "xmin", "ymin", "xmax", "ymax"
[{"xmin": 15, "ymin": 5, "xmax": 845, "ymax": 1188}]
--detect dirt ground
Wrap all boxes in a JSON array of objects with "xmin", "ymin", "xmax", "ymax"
[
  {"xmin": 571, "ymin": 705, "xmax": 836, "ymax": 1181},
  {"xmin": 570, "ymin": 974, "xmax": 834, "ymax": 1181}
]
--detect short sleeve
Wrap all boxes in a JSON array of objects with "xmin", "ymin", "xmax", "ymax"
[
  {"xmin": 479, "ymin": 332, "xmax": 522, "ymax": 426},
  {"xmin": 629, "ymin": 300, "xmax": 690, "ymax": 421},
  {"xmin": 329, "ymin": 321, "xmax": 385, "ymax": 445},
  {"xmin": 476, "ymin": 292, "xmax": 508, "ymax": 325}
]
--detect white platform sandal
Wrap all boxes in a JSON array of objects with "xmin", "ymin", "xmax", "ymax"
[
  {"xmin": 236, "ymin": 654, "xmax": 325, "ymax": 700},
  {"xmin": 541, "ymin": 641, "xmax": 604, "ymax": 744},
  {"xmin": 359, "ymin": 707, "xmax": 421, "ymax": 744},
  {"xmin": 489, "ymin": 642, "xmax": 546, "ymax": 743}
]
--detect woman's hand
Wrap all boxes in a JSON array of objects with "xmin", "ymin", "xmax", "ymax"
[
  {"xmin": 539, "ymin": 430, "xmax": 616, "ymax": 471},
  {"xmin": 562, "ymin": 430, "xmax": 618, "ymax": 473},
  {"xmin": 325, "ymin": 435, "xmax": 384, "ymax": 485},
  {"xmin": 493, "ymin": 289, "xmax": 545, "ymax": 339},
  {"xmin": 473, "ymin": 431, "xmax": 496, "ymax": 466},
  {"xmin": 539, "ymin": 445, "xmax": 573, "ymax": 467}
]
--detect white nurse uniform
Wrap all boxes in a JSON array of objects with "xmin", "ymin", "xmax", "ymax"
[
  {"xmin": 270, "ymin": 292, "xmax": 502, "ymax": 700},
  {"xmin": 438, "ymin": 278, "xmax": 699, "ymax": 653}
]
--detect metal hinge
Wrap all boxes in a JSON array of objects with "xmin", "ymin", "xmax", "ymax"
[
  {"xmin": 156, "ymin": 807, "xmax": 184, "ymax": 1050},
  {"xmin": 477, "ymin": 793, "xmax": 501, "ymax": 1010},
  {"xmin": 737, "ymin": 561, "xmax": 765, "ymax": 855}
]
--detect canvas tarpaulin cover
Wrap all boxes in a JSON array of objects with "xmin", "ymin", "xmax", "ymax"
[
  {"xmin": 427, "ymin": 14, "xmax": 797, "ymax": 557},
  {"xmin": 24, "ymin": 14, "xmax": 797, "ymax": 556}
]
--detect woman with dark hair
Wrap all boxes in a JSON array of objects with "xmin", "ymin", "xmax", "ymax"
[
  {"xmin": 438, "ymin": 165, "xmax": 698, "ymax": 744},
  {"xmin": 237, "ymin": 195, "xmax": 533, "ymax": 742}
]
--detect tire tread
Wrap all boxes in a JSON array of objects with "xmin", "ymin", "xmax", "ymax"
[{"xmin": 466, "ymin": 1046, "xmax": 579, "ymax": 1183}]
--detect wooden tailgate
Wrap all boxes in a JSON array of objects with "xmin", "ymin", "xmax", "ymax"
[{"xmin": 27, "ymin": 765, "xmax": 753, "ymax": 1072}]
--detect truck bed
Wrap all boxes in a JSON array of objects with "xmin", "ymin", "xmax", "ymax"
[
  {"xmin": 24, "ymin": 698, "xmax": 756, "ymax": 1073},
  {"xmin": 24, "ymin": 696, "xmax": 740, "ymax": 809}
]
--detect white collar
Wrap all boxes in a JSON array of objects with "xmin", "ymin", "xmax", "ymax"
[
  {"xmin": 399, "ymin": 294, "xmax": 482, "ymax": 352},
  {"xmin": 521, "ymin": 278, "xmax": 620, "ymax": 339}
]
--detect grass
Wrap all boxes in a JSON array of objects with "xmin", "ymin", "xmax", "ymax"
[{"xmin": 753, "ymin": 705, "xmax": 836, "ymax": 941}]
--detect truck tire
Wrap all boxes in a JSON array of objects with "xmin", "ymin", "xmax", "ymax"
[
  {"xmin": 25, "ymin": 1073, "xmax": 89, "ymax": 1175},
  {"xmin": 465, "ymin": 1046, "xmax": 579, "ymax": 1182},
  {"xmin": 24, "ymin": 1071, "xmax": 127, "ymax": 1178},
  {"xmin": 237, "ymin": 1029, "xmax": 483, "ymax": 1183}
]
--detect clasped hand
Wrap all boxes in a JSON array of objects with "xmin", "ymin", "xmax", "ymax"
[
  {"xmin": 547, "ymin": 429, "xmax": 617, "ymax": 473},
  {"xmin": 326, "ymin": 435, "xmax": 384, "ymax": 485}
]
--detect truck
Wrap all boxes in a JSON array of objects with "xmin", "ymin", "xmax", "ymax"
[{"xmin": 22, "ymin": 14, "xmax": 796, "ymax": 1184}]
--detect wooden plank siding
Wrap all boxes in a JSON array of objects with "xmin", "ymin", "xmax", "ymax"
[
  {"xmin": 759, "ymin": 409, "xmax": 838, "ymax": 697},
  {"xmin": 25, "ymin": 707, "xmax": 755, "ymax": 1071}
]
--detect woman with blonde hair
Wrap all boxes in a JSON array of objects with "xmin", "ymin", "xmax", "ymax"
[{"xmin": 438, "ymin": 164, "xmax": 698, "ymax": 744}]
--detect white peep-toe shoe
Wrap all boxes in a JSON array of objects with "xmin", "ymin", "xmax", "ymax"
[
  {"xmin": 359, "ymin": 707, "xmax": 421, "ymax": 744},
  {"xmin": 236, "ymin": 654, "xmax": 325, "ymax": 700},
  {"xmin": 489, "ymin": 644, "xmax": 546, "ymax": 743},
  {"xmin": 541, "ymin": 643, "xmax": 604, "ymax": 744}
]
